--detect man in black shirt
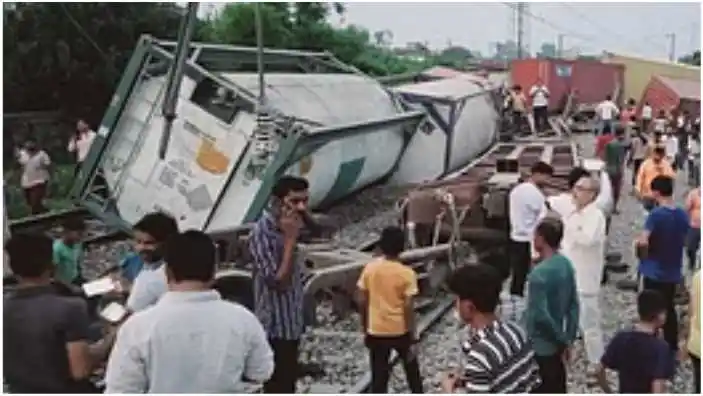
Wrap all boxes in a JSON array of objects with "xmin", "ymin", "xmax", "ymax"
[{"xmin": 4, "ymin": 233, "xmax": 114, "ymax": 393}]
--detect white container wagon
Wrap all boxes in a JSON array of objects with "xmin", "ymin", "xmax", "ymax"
[{"xmin": 72, "ymin": 36, "xmax": 500, "ymax": 235}]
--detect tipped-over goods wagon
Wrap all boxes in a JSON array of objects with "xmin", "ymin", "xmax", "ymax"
[{"xmin": 71, "ymin": 36, "xmax": 502, "ymax": 235}]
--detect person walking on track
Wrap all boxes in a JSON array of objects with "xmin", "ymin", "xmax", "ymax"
[
  {"xmin": 16, "ymin": 136, "xmax": 51, "ymax": 215},
  {"xmin": 357, "ymin": 226, "xmax": 423, "ymax": 394}
]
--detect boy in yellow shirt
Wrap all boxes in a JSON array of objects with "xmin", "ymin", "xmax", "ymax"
[{"xmin": 356, "ymin": 226, "xmax": 423, "ymax": 393}]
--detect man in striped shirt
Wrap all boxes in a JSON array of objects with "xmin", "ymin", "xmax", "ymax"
[
  {"xmin": 442, "ymin": 264, "xmax": 541, "ymax": 393},
  {"xmin": 249, "ymin": 176, "xmax": 310, "ymax": 393}
]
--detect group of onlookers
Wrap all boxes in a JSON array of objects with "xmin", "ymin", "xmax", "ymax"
[
  {"xmin": 4, "ymin": 102, "xmax": 702, "ymax": 394},
  {"xmin": 504, "ymin": 78, "xmax": 551, "ymax": 134},
  {"xmin": 13, "ymin": 119, "xmax": 97, "ymax": 215}
]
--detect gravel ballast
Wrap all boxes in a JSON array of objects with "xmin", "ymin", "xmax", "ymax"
[{"xmin": 77, "ymin": 133, "xmax": 696, "ymax": 394}]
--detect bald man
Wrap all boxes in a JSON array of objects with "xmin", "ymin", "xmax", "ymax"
[{"xmin": 560, "ymin": 176, "xmax": 607, "ymax": 378}]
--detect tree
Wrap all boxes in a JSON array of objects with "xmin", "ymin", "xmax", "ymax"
[
  {"xmin": 537, "ymin": 42, "xmax": 556, "ymax": 59},
  {"xmin": 4, "ymin": 3, "xmax": 184, "ymax": 120},
  {"xmin": 437, "ymin": 45, "xmax": 472, "ymax": 67},
  {"xmin": 679, "ymin": 50, "xmax": 701, "ymax": 66}
]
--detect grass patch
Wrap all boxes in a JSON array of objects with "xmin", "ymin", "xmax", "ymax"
[{"xmin": 4, "ymin": 164, "xmax": 77, "ymax": 219}]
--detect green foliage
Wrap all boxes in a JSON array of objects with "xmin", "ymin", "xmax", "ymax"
[
  {"xmin": 4, "ymin": 3, "xmax": 184, "ymax": 122},
  {"xmin": 199, "ymin": 3, "xmax": 430, "ymax": 76},
  {"xmin": 679, "ymin": 50, "xmax": 701, "ymax": 66},
  {"xmin": 5, "ymin": 164, "xmax": 75, "ymax": 218}
]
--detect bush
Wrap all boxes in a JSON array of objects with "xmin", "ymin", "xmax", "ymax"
[{"xmin": 4, "ymin": 164, "xmax": 76, "ymax": 218}]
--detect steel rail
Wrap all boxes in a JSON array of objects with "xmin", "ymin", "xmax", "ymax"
[
  {"xmin": 8, "ymin": 207, "xmax": 89, "ymax": 232},
  {"xmin": 345, "ymin": 296, "xmax": 456, "ymax": 394}
]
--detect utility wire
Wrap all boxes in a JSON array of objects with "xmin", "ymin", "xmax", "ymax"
[
  {"xmin": 557, "ymin": 2, "xmax": 668, "ymax": 55},
  {"xmin": 501, "ymin": 2, "xmax": 602, "ymax": 50}
]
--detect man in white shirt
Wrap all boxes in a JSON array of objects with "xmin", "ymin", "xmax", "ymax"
[
  {"xmin": 595, "ymin": 95, "xmax": 619, "ymax": 136},
  {"xmin": 106, "ymin": 231, "xmax": 274, "ymax": 393},
  {"xmin": 664, "ymin": 131, "xmax": 679, "ymax": 170},
  {"xmin": 16, "ymin": 138, "xmax": 51, "ymax": 214},
  {"xmin": 68, "ymin": 120, "xmax": 97, "ymax": 176},
  {"xmin": 508, "ymin": 161, "xmax": 554, "ymax": 298},
  {"xmin": 124, "ymin": 212, "xmax": 179, "ymax": 313},
  {"xmin": 529, "ymin": 80, "xmax": 550, "ymax": 133},
  {"xmin": 640, "ymin": 101, "xmax": 653, "ymax": 132},
  {"xmin": 561, "ymin": 175, "xmax": 606, "ymax": 377}
]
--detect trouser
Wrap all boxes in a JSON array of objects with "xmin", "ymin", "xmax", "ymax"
[
  {"xmin": 688, "ymin": 158, "xmax": 701, "ymax": 186},
  {"xmin": 74, "ymin": 161, "xmax": 83, "ymax": 177},
  {"xmin": 578, "ymin": 293, "xmax": 604, "ymax": 365},
  {"xmin": 608, "ymin": 172, "xmax": 622, "ymax": 210},
  {"xmin": 509, "ymin": 240, "xmax": 531, "ymax": 297},
  {"xmin": 366, "ymin": 333, "xmax": 424, "ymax": 394},
  {"xmin": 512, "ymin": 110, "xmax": 526, "ymax": 134},
  {"xmin": 668, "ymin": 155, "xmax": 678, "ymax": 171},
  {"xmin": 533, "ymin": 353, "xmax": 567, "ymax": 393},
  {"xmin": 533, "ymin": 106, "xmax": 548, "ymax": 132},
  {"xmin": 641, "ymin": 278, "xmax": 679, "ymax": 351},
  {"xmin": 598, "ymin": 119, "xmax": 614, "ymax": 136},
  {"xmin": 687, "ymin": 227, "xmax": 701, "ymax": 271},
  {"xmin": 23, "ymin": 182, "xmax": 48, "ymax": 214},
  {"xmin": 632, "ymin": 158, "xmax": 644, "ymax": 186},
  {"xmin": 692, "ymin": 354, "xmax": 701, "ymax": 394},
  {"xmin": 264, "ymin": 339, "xmax": 299, "ymax": 394},
  {"xmin": 641, "ymin": 118, "xmax": 651, "ymax": 133}
]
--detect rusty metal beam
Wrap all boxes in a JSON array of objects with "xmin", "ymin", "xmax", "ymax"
[
  {"xmin": 496, "ymin": 145, "xmax": 525, "ymax": 173},
  {"xmin": 303, "ymin": 243, "xmax": 458, "ymax": 295}
]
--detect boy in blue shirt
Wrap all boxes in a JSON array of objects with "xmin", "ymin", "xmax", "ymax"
[
  {"xmin": 597, "ymin": 290, "xmax": 675, "ymax": 393},
  {"xmin": 635, "ymin": 175, "xmax": 690, "ymax": 352},
  {"xmin": 52, "ymin": 218, "xmax": 86, "ymax": 286}
]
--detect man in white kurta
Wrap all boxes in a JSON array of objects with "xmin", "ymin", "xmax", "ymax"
[{"xmin": 560, "ymin": 176, "xmax": 607, "ymax": 374}]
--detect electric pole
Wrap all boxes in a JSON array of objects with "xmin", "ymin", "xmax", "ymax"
[
  {"xmin": 557, "ymin": 34, "xmax": 565, "ymax": 58},
  {"xmin": 516, "ymin": 3, "xmax": 525, "ymax": 59},
  {"xmin": 666, "ymin": 33, "xmax": 676, "ymax": 62}
]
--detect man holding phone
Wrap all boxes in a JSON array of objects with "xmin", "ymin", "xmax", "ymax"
[{"xmin": 249, "ymin": 175, "xmax": 310, "ymax": 393}]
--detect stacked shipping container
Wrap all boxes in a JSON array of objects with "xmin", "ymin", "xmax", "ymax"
[{"xmin": 510, "ymin": 58, "xmax": 625, "ymax": 112}]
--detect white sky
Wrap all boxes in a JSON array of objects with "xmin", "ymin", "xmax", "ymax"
[{"xmin": 200, "ymin": 2, "xmax": 701, "ymax": 60}]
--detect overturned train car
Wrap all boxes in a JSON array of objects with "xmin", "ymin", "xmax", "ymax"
[
  {"xmin": 72, "ymin": 36, "xmax": 501, "ymax": 235},
  {"xmin": 70, "ymin": 36, "xmax": 502, "ymax": 313},
  {"xmin": 397, "ymin": 138, "xmax": 614, "ymax": 278}
]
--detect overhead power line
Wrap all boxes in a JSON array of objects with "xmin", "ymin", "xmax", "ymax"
[
  {"xmin": 557, "ymin": 2, "xmax": 669, "ymax": 55},
  {"xmin": 501, "ymin": 2, "xmax": 602, "ymax": 50}
]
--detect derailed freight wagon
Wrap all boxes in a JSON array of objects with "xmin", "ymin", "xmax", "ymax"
[
  {"xmin": 602, "ymin": 52, "xmax": 701, "ymax": 103},
  {"xmin": 640, "ymin": 75, "xmax": 701, "ymax": 118},
  {"xmin": 395, "ymin": 137, "xmax": 613, "ymax": 280},
  {"xmin": 72, "ymin": 36, "xmax": 502, "ymax": 235},
  {"xmin": 510, "ymin": 58, "xmax": 624, "ymax": 112},
  {"xmin": 389, "ymin": 76, "xmax": 503, "ymax": 184},
  {"xmin": 71, "ymin": 36, "xmax": 424, "ymax": 234}
]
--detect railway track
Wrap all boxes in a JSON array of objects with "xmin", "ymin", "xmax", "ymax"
[{"xmin": 8, "ymin": 207, "xmax": 128, "ymax": 246}]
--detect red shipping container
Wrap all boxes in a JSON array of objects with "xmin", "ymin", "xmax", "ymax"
[
  {"xmin": 510, "ymin": 58, "xmax": 625, "ymax": 112},
  {"xmin": 639, "ymin": 75, "xmax": 701, "ymax": 118}
]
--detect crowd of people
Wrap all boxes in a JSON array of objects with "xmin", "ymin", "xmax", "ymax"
[
  {"xmin": 3, "ymin": 98, "xmax": 702, "ymax": 394},
  {"xmin": 12, "ymin": 119, "xmax": 96, "ymax": 215}
]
